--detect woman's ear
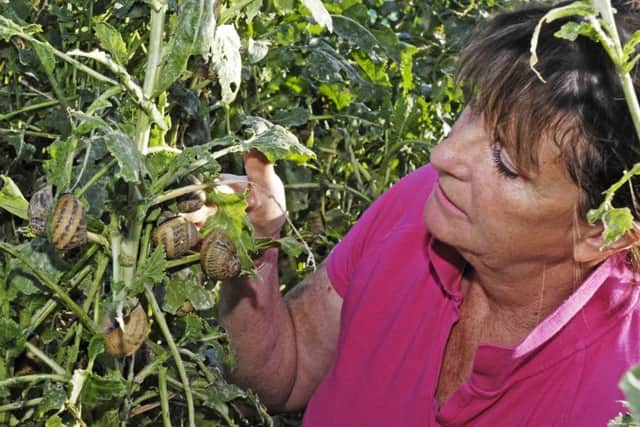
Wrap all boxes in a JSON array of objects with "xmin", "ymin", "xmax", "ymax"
[{"xmin": 574, "ymin": 222, "xmax": 640, "ymax": 265}]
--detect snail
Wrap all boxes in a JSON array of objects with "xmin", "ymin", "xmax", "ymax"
[
  {"xmin": 28, "ymin": 185, "xmax": 53, "ymax": 236},
  {"xmin": 104, "ymin": 304, "xmax": 148, "ymax": 358},
  {"xmin": 176, "ymin": 175, "xmax": 206, "ymax": 213},
  {"xmin": 200, "ymin": 230, "xmax": 241, "ymax": 279},
  {"xmin": 152, "ymin": 216, "xmax": 199, "ymax": 258},
  {"xmin": 50, "ymin": 193, "xmax": 87, "ymax": 251}
]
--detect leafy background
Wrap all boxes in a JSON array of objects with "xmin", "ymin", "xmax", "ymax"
[{"xmin": 0, "ymin": 0, "xmax": 517, "ymax": 426}]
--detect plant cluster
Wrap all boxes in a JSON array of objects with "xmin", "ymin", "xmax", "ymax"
[{"xmin": 0, "ymin": 0, "xmax": 512, "ymax": 426}]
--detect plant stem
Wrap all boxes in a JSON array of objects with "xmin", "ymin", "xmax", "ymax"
[
  {"xmin": 178, "ymin": 348, "xmax": 215, "ymax": 383},
  {"xmin": 158, "ymin": 366, "xmax": 171, "ymax": 427},
  {"xmin": 150, "ymin": 183, "xmax": 216, "ymax": 207},
  {"xmin": 0, "ymin": 99, "xmax": 61, "ymax": 121},
  {"xmin": 24, "ymin": 341, "xmax": 66, "ymax": 375},
  {"xmin": 0, "ymin": 243, "xmax": 97, "ymax": 334},
  {"xmin": 135, "ymin": 0, "xmax": 167, "ymax": 153},
  {"xmin": 0, "ymin": 374, "xmax": 68, "ymax": 388},
  {"xmin": 0, "ymin": 398, "xmax": 43, "ymax": 413},
  {"xmin": 144, "ymin": 285, "xmax": 195, "ymax": 427},
  {"xmin": 165, "ymin": 254, "xmax": 200, "ymax": 269},
  {"xmin": 76, "ymin": 158, "xmax": 117, "ymax": 198},
  {"xmin": 25, "ymin": 264, "xmax": 93, "ymax": 336},
  {"xmin": 87, "ymin": 231, "xmax": 110, "ymax": 248}
]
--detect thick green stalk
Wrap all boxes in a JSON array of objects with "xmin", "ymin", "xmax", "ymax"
[
  {"xmin": 135, "ymin": 0, "xmax": 167, "ymax": 153},
  {"xmin": 0, "ymin": 398, "xmax": 43, "ymax": 413},
  {"xmin": 144, "ymin": 285, "xmax": 195, "ymax": 427},
  {"xmin": 0, "ymin": 243, "xmax": 97, "ymax": 334}
]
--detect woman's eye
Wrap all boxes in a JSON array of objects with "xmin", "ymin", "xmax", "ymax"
[{"xmin": 491, "ymin": 142, "xmax": 519, "ymax": 179}]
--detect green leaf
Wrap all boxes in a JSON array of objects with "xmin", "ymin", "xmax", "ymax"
[
  {"xmin": 132, "ymin": 245, "xmax": 167, "ymax": 295},
  {"xmin": 400, "ymin": 45, "xmax": 418, "ymax": 96},
  {"xmin": 93, "ymin": 409, "xmax": 120, "ymax": 427},
  {"xmin": 147, "ymin": 144, "xmax": 220, "ymax": 194},
  {"xmin": 155, "ymin": 0, "xmax": 206, "ymax": 95},
  {"xmin": 32, "ymin": 41, "xmax": 56, "ymax": 76},
  {"xmin": 45, "ymin": 415, "xmax": 64, "ymax": 427},
  {"xmin": 37, "ymin": 381, "xmax": 66, "ymax": 417},
  {"xmin": 179, "ymin": 313, "xmax": 205, "ymax": 344},
  {"xmin": 94, "ymin": 21, "xmax": 128, "ymax": 65},
  {"xmin": 234, "ymin": 116, "xmax": 315, "ymax": 163},
  {"xmin": 44, "ymin": 137, "xmax": 76, "ymax": 190},
  {"xmin": 101, "ymin": 130, "xmax": 147, "ymax": 183},
  {"xmin": 88, "ymin": 335, "xmax": 105, "ymax": 364},
  {"xmin": 332, "ymin": 15, "xmax": 384, "ymax": 62},
  {"xmin": 623, "ymin": 29, "xmax": 640, "ymax": 65},
  {"xmin": 0, "ymin": 175, "xmax": 28, "ymax": 219},
  {"xmin": 554, "ymin": 21, "xmax": 597, "ymax": 42},
  {"xmin": 271, "ymin": 107, "xmax": 310, "ymax": 126},
  {"xmin": 0, "ymin": 317, "xmax": 26, "ymax": 357},
  {"xmin": 602, "ymin": 207, "xmax": 634, "ymax": 246},
  {"xmin": 164, "ymin": 267, "xmax": 215, "ymax": 313},
  {"xmin": 278, "ymin": 236, "xmax": 305, "ymax": 258},
  {"xmin": 0, "ymin": 14, "xmax": 41, "ymax": 41},
  {"xmin": 80, "ymin": 369, "xmax": 127, "ymax": 410},
  {"xmin": 319, "ymin": 82, "xmax": 353, "ymax": 111},
  {"xmin": 8, "ymin": 240, "xmax": 68, "ymax": 297}
]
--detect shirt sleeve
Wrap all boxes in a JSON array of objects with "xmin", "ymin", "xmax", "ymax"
[{"xmin": 326, "ymin": 164, "xmax": 438, "ymax": 297}]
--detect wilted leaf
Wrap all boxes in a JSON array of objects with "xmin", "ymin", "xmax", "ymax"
[
  {"xmin": 211, "ymin": 25, "xmax": 242, "ymax": 104},
  {"xmin": 248, "ymin": 37, "xmax": 270, "ymax": 64},
  {"xmin": 95, "ymin": 21, "xmax": 128, "ymax": 65},
  {"xmin": 0, "ymin": 175, "xmax": 28, "ymax": 219}
]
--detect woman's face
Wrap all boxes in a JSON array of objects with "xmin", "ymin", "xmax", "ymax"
[{"xmin": 423, "ymin": 108, "xmax": 585, "ymax": 268}]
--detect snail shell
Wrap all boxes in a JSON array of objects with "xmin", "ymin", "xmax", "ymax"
[
  {"xmin": 200, "ymin": 230, "xmax": 241, "ymax": 279},
  {"xmin": 50, "ymin": 193, "xmax": 87, "ymax": 251},
  {"xmin": 104, "ymin": 304, "xmax": 148, "ymax": 358},
  {"xmin": 152, "ymin": 217, "xmax": 199, "ymax": 258},
  {"xmin": 28, "ymin": 185, "xmax": 53, "ymax": 236},
  {"xmin": 177, "ymin": 175, "xmax": 205, "ymax": 213}
]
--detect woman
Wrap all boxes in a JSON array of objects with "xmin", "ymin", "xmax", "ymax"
[{"xmin": 218, "ymin": 1, "xmax": 640, "ymax": 425}]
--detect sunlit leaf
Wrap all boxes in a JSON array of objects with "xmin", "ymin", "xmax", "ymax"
[
  {"xmin": 0, "ymin": 175, "xmax": 28, "ymax": 219},
  {"xmin": 555, "ymin": 21, "xmax": 597, "ymax": 42},
  {"xmin": 45, "ymin": 415, "xmax": 64, "ymax": 427},
  {"xmin": 248, "ymin": 37, "xmax": 270, "ymax": 64},
  {"xmin": 95, "ymin": 22, "xmax": 128, "ymax": 66},
  {"xmin": 300, "ymin": 0, "xmax": 333, "ymax": 32},
  {"xmin": 602, "ymin": 207, "xmax": 634, "ymax": 246},
  {"xmin": 319, "ymin": 82, "xmax": 353, "ymax": 111}
]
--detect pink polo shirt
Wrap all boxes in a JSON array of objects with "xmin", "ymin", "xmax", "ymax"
[{"xmin": 303, "ymin": 164, "xmax": 640, "ymax": 426}]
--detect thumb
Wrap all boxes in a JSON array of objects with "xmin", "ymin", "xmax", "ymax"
[{"xmin": 244, "ymin": 150, "xmax": 275, "ymax": 184}]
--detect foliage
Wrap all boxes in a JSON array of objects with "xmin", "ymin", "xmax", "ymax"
[{"xmin": 0, "ymin": 0, "xmax": 511, "ymax": 426}]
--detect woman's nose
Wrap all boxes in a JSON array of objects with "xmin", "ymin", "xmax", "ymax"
[{"xmin": 430, "ymin": 136, "xmax": 472, "ymax": 181}]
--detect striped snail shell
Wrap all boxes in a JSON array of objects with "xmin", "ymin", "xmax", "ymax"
[
  {"xmin": 104, "ymin": 304, "xmax": 148, "ymax": 358},
  {"xmin": 200, "ymin": 230, "xmax": 241, "ymax": 279},
  {"xmin": 50, "ymin": 193, "xmax": 87, "ymax": 251},
  {"xmin": 152, "ymin": 217, "xmax": 199, "ymax": 258},
  {"xmin": 177, "ymin": 175, "xmax": 205, "ymax": 213},
  {"xmin": 28, "ymin": 185, "xmax": 53, "ymax": 236}
]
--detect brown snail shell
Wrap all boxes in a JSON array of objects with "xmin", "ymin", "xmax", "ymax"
[
  {"xmin": 177, "ymin": 175, "xmax": 205, "ymax": 213},
  {"xmin": 50, "ymin": 193, "xmax": 87, "ymax": 251},
  {"xmin": 152, "ymin": 217, "xmax": 199, "ymax": 258},
  {"xmin": 104, "ymin": 304, "xmax": 148, "ymax": 358},
  {"xmin": 200, "ymin": 230, "xmax": 241, "ymax": 279},
  {"xmin": 28, "ymin": 185, "xmax": 53, "ymax": 236}
]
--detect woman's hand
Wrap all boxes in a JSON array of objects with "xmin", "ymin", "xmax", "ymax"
[{"xmin": 180, "ymin": 150, "xmax": 286, "ymax": 239}]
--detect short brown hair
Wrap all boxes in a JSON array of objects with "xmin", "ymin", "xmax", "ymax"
[{"xmin": 456, "ymin": 1, "xmax": 640, "ymax": 218}]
